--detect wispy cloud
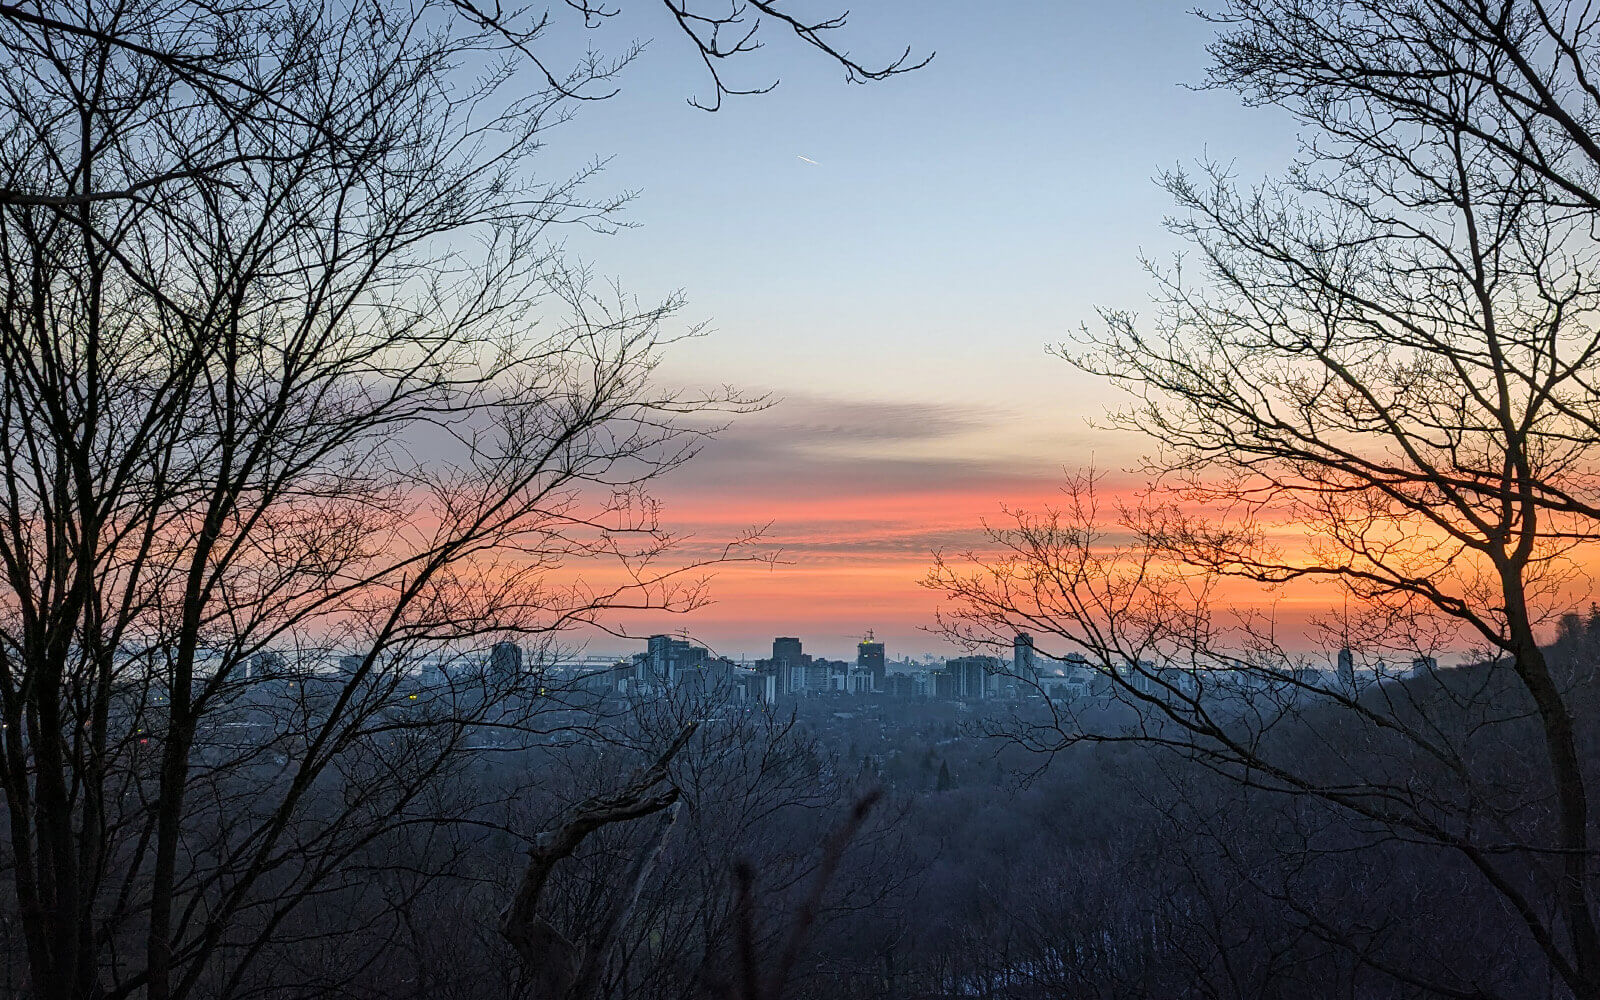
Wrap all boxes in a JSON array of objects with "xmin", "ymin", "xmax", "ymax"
[{"xmin": 663, "ymin": 392, "xmax": 1052, "ymax": 501}]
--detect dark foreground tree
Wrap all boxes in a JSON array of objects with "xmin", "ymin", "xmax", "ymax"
[
  {"xmin": 0, "ymin": 2, "xmax": 923, "ymax": 998},
  {"xmin": 932, "ymin": 2, "xmax": 1600, "ymax": 996}
]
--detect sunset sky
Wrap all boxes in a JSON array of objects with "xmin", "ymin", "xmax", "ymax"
[{"xmin": 547, "ymin": 2, "xmax": 1306, "ymax": 661}]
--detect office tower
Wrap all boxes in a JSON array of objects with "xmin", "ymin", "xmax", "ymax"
[
  {"xmin": 489, "ymin": 641, "xmax": 523, "ymax": 683},
  {"xmin": 1013, "ymin": 633, "xmax": 1037, "ymax": 680},
  {"xmin": 857, "ymin": 633, "xmax": 885, "ymax": 691},
  {"xmin": 943, "ymin": 655, "xmax": 1001, "ymax": 700},
  {"xmin": 644, "ymin": 634, "xmax": 711, "ymax": 685},
  {"xmin": 772, "ymin": 637, "xmax": 806, "ymax": 693}
]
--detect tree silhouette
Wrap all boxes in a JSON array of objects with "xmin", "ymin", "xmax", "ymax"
[
  {"xmin": 0, "ymin": 2, "xmax": 924, "ymax": 998},
  {"xmin": 931, "ymin": 2, "xmax": 1600, "ymax": 994}
]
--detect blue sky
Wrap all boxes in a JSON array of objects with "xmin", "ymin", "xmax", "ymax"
[{"xmin": 545, "ymin": 0, "xmax": 1298, "ymax": 401}]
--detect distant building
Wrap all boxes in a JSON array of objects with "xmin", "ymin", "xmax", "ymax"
[
  {"xmin": 1013, "ymin": 633, "xmax": 1038, "ymax": 681},
  {"xmin": 943, "ymin": 655, "xmax": 1002, "ymax": 700},
  {"xmin": 1035, "ymin": 651, "xmax": 1095, "ymax": 700},
  {"xmin": 723, "ymin": 669, "xmax": 767, "ymax": 704},
  {"xmin": 884, "ymin": 657, "xmax": 920, "ymax": 676},
  {"xmin": 1038, "ymin": 673, "xmax": 1088, "ymax": 701},
  {"xmin": 248, "ymin": 651, "xmax": 287, "ymax": 680},
  {"xmin": 645, "ymin": 634, "xmax": 711, "ymax": 684},
  {"xmin": 808, "ymin": 657, "xmax": 843, "ymax": 692},
  {"xmin": 489, "ymin": 641, "xmax": 523, "ymax": 683},
  {"xmin": 1337, "ymin": 647, "xmax": 1354, "ymax": 687},
  {"xmin": 1118, "ymin": 659, "xmax": 1160, "ymax": 696},
  {"xmin": 762, "ymin": 642, "xmax": 835, "ymax": 695},
  {"xmin": 842, "ymin": 669, "xmax": 875, "ymax": 695},
  {"xmin": 417, "ymin": 653, "xmax": 451, "ymax": 688},
  {"xmin": 675, "ymin": 655, "xmax": 734, "ymax": 696},
  {"xmin": 615, "ymin": 636, "xmax": 740, "ymax": 697},
  {"xmin": 885, "ymin": 672, "xmax": 922, "ymax": 698},
  {"xmin": 857, "ymin": 634, "xmax": 885, "ymax": 692},
  {"xmin": 771, "ymin": 637, "xmax": 813, "ymax": 694}
]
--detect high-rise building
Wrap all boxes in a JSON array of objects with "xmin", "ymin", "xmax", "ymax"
[
  {"xmin": 643, "ymin": 634, "xmax": 711, "ymax": 684},
  {"xmin": 771, "ymin": 637, "xmax": 811, "ymax": 694},
  {"xmin": 489, "ymin": 641, "xmax": 523, "ymax": 683},
  {"xmin": 647, "ymin": 634, "xmax": 675, "ymax": 678},
  {"xmin": 1337, "ymin": 647, "xmax": 1354, "ymax": 687},
  {"xmin": 944, "ymin": 655, "xmax": 1001, "ymax": 700},
  {"xmin": 856, "ymin": 633, "xmax": 885, "ymax": 692},
  {"xmin": 1013, "ymin": 633, "xmax": 1037, "ymax": 680}
]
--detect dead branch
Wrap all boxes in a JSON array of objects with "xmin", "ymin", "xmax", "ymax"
[{"xmin": 499, "ymin": 722, "xmax": 697, "ymax": 998}]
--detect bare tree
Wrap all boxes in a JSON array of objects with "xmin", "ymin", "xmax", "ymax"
[
  {"xmin": 0, "ymin": 2, "xmax": 924, "ymax": 999},
  {"xmin": 931, "ymin": 2, "xmax": 1600, "ymax": 996},
  {"xmin": 500, "ymin": 723, "xmax": 694, "ymax": 1000}
]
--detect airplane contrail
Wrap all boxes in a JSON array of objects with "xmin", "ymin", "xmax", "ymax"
[{"xmin": 796, "ymin": 155, "xmax": 818, "ymax": 165}]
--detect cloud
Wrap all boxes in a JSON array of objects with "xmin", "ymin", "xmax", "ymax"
[
  {"xmin": 660, "ymin": 392, "xmax": 1053, "ymax": 502},
  {"xmin": 752, "ymin": 394, "xmax": 990, "ymax": 444}
]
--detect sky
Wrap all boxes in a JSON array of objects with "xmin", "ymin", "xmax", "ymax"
[{"xmin": 534, "ymin": 1, "xmax": 1306, "ymax": 662}]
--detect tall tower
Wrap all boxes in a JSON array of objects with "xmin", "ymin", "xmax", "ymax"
[
  {"xmin": 856, "ymin": 631, "xmax": 885, "ymax": 692},
  {"xmin": 1337, "ymin": 647, "xmax": 1354, "ymax": 687},
  {"xmin": 489, "ymin": 641, "xmax": 523, "ymax": 684},
  {"xmin": 1013, "ymin": 633, "xmax": 1037, "ymax": 681},
  {"xmin": 773, "ymin": 637, "xmax": 804, "ymax": 693}
]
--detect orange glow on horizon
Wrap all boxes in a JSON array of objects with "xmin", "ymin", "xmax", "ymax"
[{"xmin": 566, "ymin": 473, "xmax": 1600, "ymax": 660}]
